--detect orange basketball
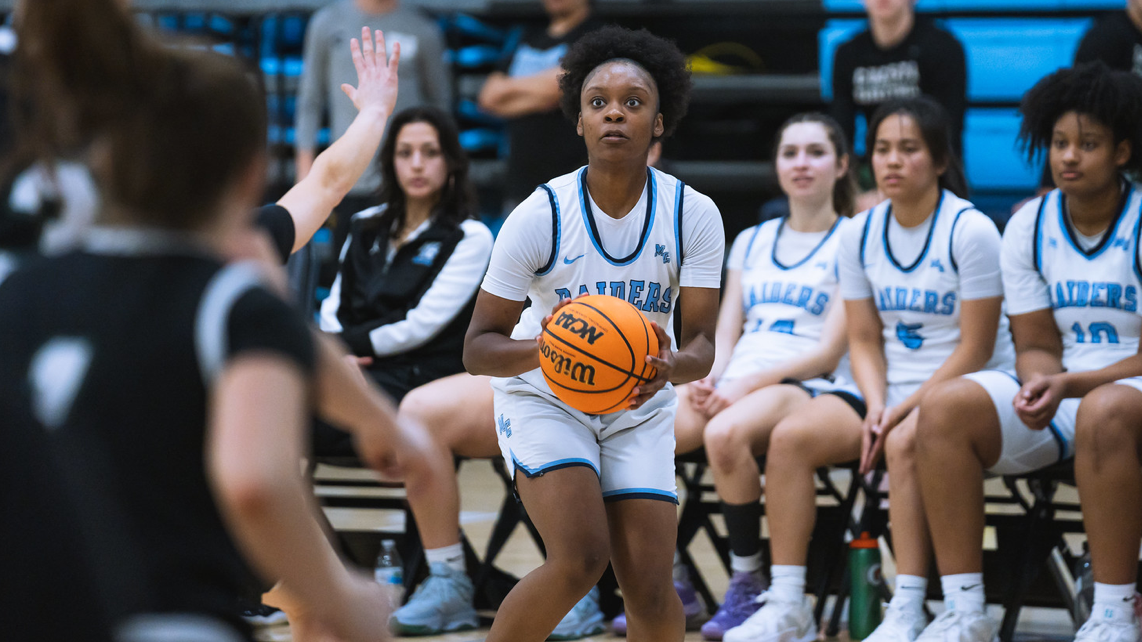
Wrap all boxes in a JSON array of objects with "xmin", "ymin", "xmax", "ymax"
[{"xmin": 539, "ymin": 294, "xmax": 659, "ymax": 414}]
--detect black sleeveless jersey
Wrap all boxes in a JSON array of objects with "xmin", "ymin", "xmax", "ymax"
[{"xmin": 0, "ymin": 228, "xmax": 314, "ymax": 637}]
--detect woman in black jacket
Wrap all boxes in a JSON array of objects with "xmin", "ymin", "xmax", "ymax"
[{"xmin": 320, "ymin": 106, "xmax": 493, "ymax": 407}]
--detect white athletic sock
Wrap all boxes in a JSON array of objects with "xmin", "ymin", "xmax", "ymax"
[
  {"xmin": 731, "ymin": 551, "xmax": 764, "ymax": 574},
  {"xmin": 1093, "ymin": 582, "xmax": 1138, "ymax": 623},
  {"xmin": 941, "ymin": 573, "xmax": 985, "ymax": 614},
  {"xmin": 890, "ymin": 574, "xmax": 929, "ymax": 612},
  {"xmin": 770, "ymin": 565, "xmax": 807, "ymax": 603},
  {"xmin": 425, "ymin": 543, "xmax": 465, "ymax": 573}
]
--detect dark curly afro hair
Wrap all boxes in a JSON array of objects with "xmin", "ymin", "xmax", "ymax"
[
  {"xmin": 558, "ymin": 25, "xmax": 691, "ymax": 141},
  {"xmin": 1019, "ymin": 61, "xmax": 1142, "ymax": 177}
]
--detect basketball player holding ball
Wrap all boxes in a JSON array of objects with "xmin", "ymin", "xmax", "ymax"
[{"xmin": 463, "ymin": 25, "xmax": 724, "ymax": 642}]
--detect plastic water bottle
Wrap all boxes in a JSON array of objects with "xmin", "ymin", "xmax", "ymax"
[
  {"xmin": 849, "ymin": 532, "xmax": 883, "ymax": 640},
  {"xmin": 1073, "ymin": 543, "xmax": 1094, "ymax": 626},
  {"xmin": 374, "ymin": 539, "xmax": 405, "ymax": 606}
]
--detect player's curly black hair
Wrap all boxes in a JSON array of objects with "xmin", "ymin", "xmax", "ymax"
[
  {"xmin": 558, "ymin": 25, "xmax": 691, "ymax": 141},
  {"xmin": 1019, "ymin": 61, "xmax": 1142, "ymax": 176}
]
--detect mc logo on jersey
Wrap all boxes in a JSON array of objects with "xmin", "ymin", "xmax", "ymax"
[
  {"xmin": 554, "ymin": 310, "xmax": 605, "ymax": 345},
  {"xmin": 655, "ymin": 244, "xmax": 671, "ymax": 264}
]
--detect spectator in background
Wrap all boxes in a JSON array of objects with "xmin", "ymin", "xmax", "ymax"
[
  {"xmin": 831, "ymin": 0, "xmax": 966, "ymax": 204},
  {"xmin": 1075, "ymin": 0, "xmax": 1142, "ymax": 75},
  {"xmin": 296, "ymin": 0, "xmax": 451, "ymax": 249},
  {"xmin": 477, "ymin": 0, "xmax": 601, "ymax": 214}
]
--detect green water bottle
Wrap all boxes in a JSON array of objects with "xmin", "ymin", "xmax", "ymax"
[{"xmin": 849, "ymin": 531, "xmax": 883, "ymax": 640}]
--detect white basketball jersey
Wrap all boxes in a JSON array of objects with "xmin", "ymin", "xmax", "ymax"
[
  {"xmin": 511, "ymin": 167, "xmax": 690, "ymax": 390},
  {"xmin": 721, "ymin": 216, "xmax": 850, "ymax": 382},
  {"xmin": 1032, "ymin": 188, "xmax": 1142, "ymax": 372},
  {"xmin": 858, "ymin": 190, "xmax": 1015, "ymax": 387}
]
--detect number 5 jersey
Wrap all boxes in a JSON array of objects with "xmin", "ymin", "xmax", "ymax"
[{"xmin": 840, "ymin": 190, "xmax": 1016, "ymax": 393}]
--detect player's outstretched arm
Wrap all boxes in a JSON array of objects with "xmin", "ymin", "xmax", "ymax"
[
  {"xmin": 208, "ymin": 355, "xmax": 391, "ymax": 641},
  {"xmin": 278, "ymin": 27, "xmax": 400, "ymax": 253},
  {"xmin": 312, "ymin": 332, "xmax": 433, "ymax": 478}
]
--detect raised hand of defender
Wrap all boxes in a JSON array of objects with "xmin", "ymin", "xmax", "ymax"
[{"xmin": 341, "ymin": 27, "xmax": 399, "ymax": 117}]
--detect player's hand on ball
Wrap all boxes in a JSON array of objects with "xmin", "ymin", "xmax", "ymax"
[{"xmin": 629, "ymin": 322, "xmax": 673, "ymax": 409}]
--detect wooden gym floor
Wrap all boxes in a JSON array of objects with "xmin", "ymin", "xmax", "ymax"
[{"xmin": 254, "ymin": 461, "xmax": 1081, "ymax": 642}]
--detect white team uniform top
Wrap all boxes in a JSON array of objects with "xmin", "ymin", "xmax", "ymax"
[
  {"xmin": 838, "ymin": 190, "xmax": 1015, "ymax": 391},
  {"xmin": 1001, "ymin": 186, "xmax": 1142, "ymax": 373},
  {"xmin": 481, "ymin": 166, "xmax": 725, "ymax": 395},
  {"xmin": 720, "ymin": 216, "xmax": 854, "ymax": 388}
]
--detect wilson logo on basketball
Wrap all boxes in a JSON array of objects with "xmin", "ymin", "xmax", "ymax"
[
  {"xmin": 540, "ymin": 341, "xmax": 597, "ymax": 386},
  {"xmin": 554, "ymin": 311, "xmax": 606, "ymax": 345},
  {"xmin": 539, "ymin": 295, "xmax": 659, "ymax": 415}
]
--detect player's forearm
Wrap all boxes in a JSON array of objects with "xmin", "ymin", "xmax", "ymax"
[
  {"xmin": 209, "ymin": 361, "xmax": 353, "ymax": 620},
  {"xmin": 313, "ymin": 332, "xmax": 398, "ymax": 437},
  {"xmin": 463, "ymin": 332, "xmax": 541, "ymax": 377},
  {"xmin": 295, "ymin": 149, "xmax": 316, "ymax": 182},
  {"xmin": 478, "ymin": 70, "xmax": 561, "ymax": 117},
  {"xmin": 1015, "ymin": 348, "xmax": 1064, "ymax": 384},
  {"xmin": 310, "ymin": 106, "xmax": 389, "ymax": 197},
  {"xmin": 671, "ymin": 332, "xmax": 716, "ymax": 384},
  {"xmin": 1059, "ymin": 354, "xmax": 1142, "ymax": 399},
  {"xmin": 849, "ymin": 338, "xmax": 888, "ymax": 410}
]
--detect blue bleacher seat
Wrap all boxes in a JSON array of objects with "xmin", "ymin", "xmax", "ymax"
[
  {"xmin": 281, "ymin": 15, "xmax": 306, "ymax": 47},
  {"xmin": 963, "ymin": 108, "xmax": 1039, "ymax": 191},
  {"xmin": 283, "ymin": 56, "xmax": 304, "ymax": 79},
  {"xmin": 943, "ymin": 18, "xmax": 1091, "ymax": 102},
  {"xmin": 458, "ymin": 128, "xmax": 504, "ymax": 153},
  {"xmin": 818, "ymin": 19, "xmax": 866, "ymax": 100},
  {"xmin": 450, "ymin": 44, "xmax": 505, "ymax": 69},
  {"xmin": 824, "ymin": 0, "xmax": 1119, "ymax": 11}
]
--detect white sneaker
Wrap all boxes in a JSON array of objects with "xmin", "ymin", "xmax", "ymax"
[
  {"xmin": 723, "ymin": 594, "xmax": 817, "ymax": 642},
  {"xmin": 914, "ymin": 609, "xmax": 997, "ymax": 642},
  {"xmin": 863, "ymin": 603, "xmax": 928, "ymax": 642},
  {"xmin": 1075, "ymin": 616, "xmax": 1141, "ymax": 642}
]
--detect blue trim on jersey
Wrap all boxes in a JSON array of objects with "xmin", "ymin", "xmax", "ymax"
[
  {"xmin": 673, "ymin": 178, "xmax": 685, "ymax": 268},
  {"xmin": 536, "ymin": 184, "xmax": 562, "ymax": 276},
  {"xmin": 883, "ymin": 190, "xmax": 945, "ymax": 273},
  {"xmin": 578, "ymin": 167, "xmax": 657, "ymax": 267},
  {"xmin": 1046, "ymin": 421, "xmax": 1068, "ymax": 462},
  {"xmin": 1032, "ymin": 194, "xmax": 1050, "ymax": 274},
  {"xmin": 1057, "ymin": 184, "xmax": 1132, "ymax": 260},
  {"xmin": 947, "ymin": 207, "xmax": 976, "ymax": 274},
  {"xmin": 512, "ymin": 452, "xmax": 600, "ymax": 479},
  {"xmin": 771, "ymin": 215, "xmax": 843, "ymax": 271},
  {"xmin": 742, "ymin": 223, "xmax": 766, "ymax": 271},
  {"xmin": 1134, "ymin": 195, "xmax": 1142, "ymax": 282},
  {"xmin": 602, "ymin": 487, "xmax": 679, "ymax": 505},
  {"xmin": 859, "ymin": 210, "xmax": 874, "ymax": 267}
]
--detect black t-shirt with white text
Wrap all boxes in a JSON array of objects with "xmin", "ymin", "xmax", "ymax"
[{"xmin": 831, "ymin": 19, "xmax": 967, "ymax": 155}]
